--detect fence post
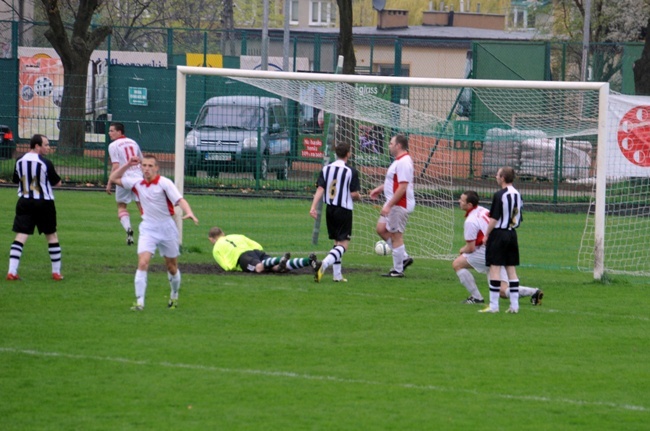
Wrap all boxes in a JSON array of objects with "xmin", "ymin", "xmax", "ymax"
[{"xmin": 241, "ymin": 30, "xmax": 247, "ymax": 55}]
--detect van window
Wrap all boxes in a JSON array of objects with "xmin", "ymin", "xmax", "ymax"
[
  {"xmin": 270, "ymin": 105, "xmax": 287, "ymax": 131},
  {"xmin": 196, "ymin": 105, "xmax": 262, "ymax": 130}
]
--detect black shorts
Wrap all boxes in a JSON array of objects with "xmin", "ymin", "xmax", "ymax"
[
  {"xmin": 13, "ymin": 197, "xmax": 58, "ymax": 235},
  {"xmin": 237, "ymin": 250, "xmax": 271, "ymax": 273},
  {"xmin": 485, "ymin": 229, "xmax": 519, "ymax": 266},
  {"xmin": 326, "ymin": 205, "xmax": 353, "ymax": 242}
]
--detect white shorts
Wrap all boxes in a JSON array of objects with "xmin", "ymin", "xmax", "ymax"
[
  {"xmin": 463, "ymin": 247, "xmax": 508, "ymax": 280},
  {"xmin": 137, "ymin": 220, "xmax": 180, "ymax": 258},
  {"xmin": 115, "ymin": 184, "xmax": 139, "ymax": 205},
  {"xmin": 379, "ymin": 206, "xmax": 410, "ymax": 233}
]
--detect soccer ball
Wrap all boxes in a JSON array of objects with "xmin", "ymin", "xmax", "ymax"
[{"xmin": 374, "ymin": 240, "xmax": 392, "ymax": 256}]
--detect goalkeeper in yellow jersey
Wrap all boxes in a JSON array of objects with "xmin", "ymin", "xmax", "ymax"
[{"xmin": 208, "ymin": 227, "xmax": 317, "ymax": 273}]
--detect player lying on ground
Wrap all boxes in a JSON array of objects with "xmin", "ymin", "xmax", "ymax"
[{"xmin": 208, "ymin": 227, "xmax": 316, "ymax": 273}]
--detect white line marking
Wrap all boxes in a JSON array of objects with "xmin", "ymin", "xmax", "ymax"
[{"xmin": 1, "ymin": 347, "xmax": 646, "ymax": 412}]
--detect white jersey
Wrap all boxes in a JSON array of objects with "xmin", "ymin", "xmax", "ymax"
[
  {"xmin": 108, "ymin": 137, "xmax": 143, "ymax": 179},
  {"xmin": 383, "ymin": 153, "xmax": 415, "ymax": 213},
  {"xmin": 464, "ymin": 205, "xmax": 490, "ymax": 247},
  {"xmin": 121, "ymin": 175, "xmax": 182, "ymax": 228}
]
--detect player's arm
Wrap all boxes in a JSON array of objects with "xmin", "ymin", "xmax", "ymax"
[
  {"xmin": 381, "ymin": 181, "xmax": 408, "ymax": 216},
  {"xmin": 350, "ymin": 169, "xmax": 361, "ymax": 201},
  {"xmin": 460, "ymin": 239, "xmax": 477, "ymax": 255},
  {"xmin": 106, "ymin": 162, "xmax": 119, "ymax": 194},
  {"xmin": 485, "ymin": 217, "xmax": 498, "ymax": 238},
  {"xmin": 109, "ymin": 156, "xmax": 139, "ymax": 187},
  {"xmin": 369, "ymin": 184, "xmax": 384, "ymax": 199},
  {"xmin": 176, "ymin": 198, "xmax": 199, "ymax": 225},
  {"xmin": 309, "ymin": 186, "xmax": 325, "ymax": 219}
]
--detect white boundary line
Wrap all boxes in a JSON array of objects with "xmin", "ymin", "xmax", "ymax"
[{"xmin": 1, "ymin": 347, "xmax": 645, "ymax": 413}]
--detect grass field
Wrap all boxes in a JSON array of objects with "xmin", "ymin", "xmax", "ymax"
[{"xmin": 1, "ymin": 187, "xmax": 649, "ymax": 430}]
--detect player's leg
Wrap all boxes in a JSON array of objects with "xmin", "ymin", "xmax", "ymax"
[
  {"xmin": 132, "ymin": 251, "xmax": 153, "ymax": 310},
  {"xmin": 453, "ymin": 253, "xmax": 484, "ymax": 303},
  {"xmin": 8, "ymin": 199, "xmax": 35, "ymax": 280},
  {"xmin": 322, "ymin": 207, "xmax": 351, "ymax": 281},
  {"xmin": 7, "ymin": 232, "xmax": 29, "ymax": 280},
  {"xmin": 503, "ymin": 231, "xmax": 520, "ymax": 313},
  {"xmin": 284, "ymin": 255, "xmax": 314, "ymax": 271},
  {"xmin": 45, "ymin": 233, "xmax": 63, "ymax": 280},
  {"xmin": 159, "ymin": 235, "xmax": 182, "ymax": 308},
  {"xmin": 132, "ymin": 229, "xmax": 158, "ymax": 310},
  {"xmin": 164, "ymin": 256, "xmax": 181, "ymax": 308},
  {"xmin": 40, "ymin": 201, "xmax": 62, "ymax": 280},
  {"xmin": 383, "ymin": 207, "xmax": 407, "ymax": 277},
  {"xmin": 115, "ymin": 186, "xmax": 135, "ymax": 245},
  {"xmin": 260, "ymin": 251, "xmax": 283, "ymax": 271}
]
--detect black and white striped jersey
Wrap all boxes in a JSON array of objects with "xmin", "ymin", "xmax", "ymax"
[
  {"xmin": 13, "ymin": 152, "xmax": 61, "ymax": 200},
  {"xmin": 489, "ymin": 185, "xmax": 523, "ymax": 230},
  {"xmin": 316, "ymin": 159, "xmax": 360, "ymax": 211}
]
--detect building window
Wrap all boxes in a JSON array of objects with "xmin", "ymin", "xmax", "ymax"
[
  {"xmin": 290, "ymin": 0, "xmax": 299, "ymax": 24},
  {"xmin": 310, "ymin": 1, "xmax": 335, "ymax": 26}
]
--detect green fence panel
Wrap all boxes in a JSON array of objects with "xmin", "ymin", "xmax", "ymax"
[
  {"xmin": 108, "ymin": 65, "xmax": 177, "ymax": 152},
  {"xmin": 0, "ymin": 58, "xmax": 18, "ymax": 133}
]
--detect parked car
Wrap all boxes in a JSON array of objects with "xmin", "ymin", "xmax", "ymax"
[
  {"xmin": 184, "ymin": 96, "xmax": 291, "ymax": 180},
  {"xmin": 0, "ymin": 124, "xmax": 16, "ymax": 159}
]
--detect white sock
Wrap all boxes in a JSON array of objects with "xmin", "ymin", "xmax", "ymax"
[
  {"xmin": 168, "ymin": 270, "xmax": 181, "ymax": 300},
  {"xmin": 456, "ymin": 269, "xmax": 482, "ymax": 300},
  {"xmin": 386, "ymin": 238, "xmax": 393, "ymax": 248},
  {"xmin": 135, "ymin": 270, "xmax": 147, "ymax": 306},
  {"xmin": 119, "ymin": 212, "xmax": 131, "ymax": 232},
  {"xmin": 489, "ymin": 280, "xmax": 500, "ymax": 311},
  {"xmin": 9, "ymin": 241, "xmax": 23, "ymax": 274},
  {"xmin": 321, "ymin": 254, "xmax": 335, "ymax": 272},
  {"xmin": 49, "ymin": 243, "xmax": 61, "ymax": 274},
  {"xmin": 516, "ymin": 286, "xmax": 536, "ymax": 297},
  {"xmin": 509, "ymin": 280, "xmax": 520, "ymax": 311},
  {"xmin": 333, "ymin": 262, "xmax": 343, "ymax": 280},
  {"xmin": 392, "ymin": 245, "xmax": 405, "ymax": 272}
]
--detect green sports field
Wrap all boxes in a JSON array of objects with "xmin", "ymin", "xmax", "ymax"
[{"xmin": 1, "ymin": 187, "xmax": 648, "ymax": 430}]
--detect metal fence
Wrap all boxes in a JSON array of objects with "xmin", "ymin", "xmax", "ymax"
[{"xmin": 0, "ymin": 20, "xmax": 643, "ymax": 200}]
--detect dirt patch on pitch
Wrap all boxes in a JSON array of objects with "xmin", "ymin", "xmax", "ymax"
[{"xmin": 149, "ymin": 263, "xmax": 372, "ymax": 276}]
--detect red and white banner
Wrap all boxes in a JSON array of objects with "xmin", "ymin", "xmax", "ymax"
[{"xmin": 608, "ymin": 94, "xmax": 650, "ymax": 177}]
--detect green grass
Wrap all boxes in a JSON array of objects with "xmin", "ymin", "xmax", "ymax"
[{"xmin": 1, "ymin": 187, "xmax": 649, "ymax": 430}]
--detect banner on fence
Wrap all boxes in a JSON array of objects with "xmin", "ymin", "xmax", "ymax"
[
  {"xmin": 17, "ymin": 47, "xmax": 167, "ymax": 140},
  {"xmin": 609, "ymin": 94, "xmax": 650, "ymax": 177}
]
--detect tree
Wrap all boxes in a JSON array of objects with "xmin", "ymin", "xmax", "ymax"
[
  {"xmin": 39, "ymin": 0, "xmax": 112, "ymax": 155},
  {"xmin": 634, "ymin": 2, "xmax": 650, "ymax": 94},
  {"xmin": 548, "ymin": 0, "xmax": 649, "ymax": 90},
  {"xmin": 337, "ymin": 0, "xmax": 356, "ymax": 75}
]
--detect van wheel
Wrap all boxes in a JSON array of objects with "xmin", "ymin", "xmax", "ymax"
[
  {"xmin": 276, "ymin": 159, "xmax": 289, "ymax": 180},
  {"xmin": 254, "ymin": 158, "xmax": 268, "ymax": 180}
]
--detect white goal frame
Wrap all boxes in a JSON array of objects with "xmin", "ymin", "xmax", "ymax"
[{"xmin": 174, "ymin": 65, "xmax": 610, "ymax": 280}]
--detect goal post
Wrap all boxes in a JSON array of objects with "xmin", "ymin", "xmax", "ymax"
[{"xmin": 174, "ymin": 65, "xmax": 619, "ymax": 279}]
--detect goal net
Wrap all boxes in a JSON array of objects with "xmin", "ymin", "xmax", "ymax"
[{"xmin": 174, "ymin": 66, "xmax": 627, "ymax": 279}]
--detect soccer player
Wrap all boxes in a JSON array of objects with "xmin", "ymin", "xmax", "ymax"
[
  {"xmin": 369, "ymin": 134, "xmax": 415, "ymax": 277},
  {"xmin": 480, "ymin": 167, "xmax": 524, "ymax": 314},
  {"xmin": 208, "ymin": 227, "xmax": 316, "ymax": 273},
  {"xmin": 7, "ymin": 134, "xmax": 63, "ymax": 281},
  {"xmin": 106, "ymin": 122, "xmax": 143, "ymax": 246},
  {"xmin": 109, "ymin": 155, "xmax": 198, "ymax": 310},
  {"xmin": 454, "ymin": 190, "xmax": 543, "ymax": 305},
  {"xmin": 309, "ymin": 142, "xmax": 361, "ymax": 282}
]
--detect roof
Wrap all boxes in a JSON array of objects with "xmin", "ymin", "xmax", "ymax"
[{"xmin": 263, "ymin": 25, "xmax": 548, "ymax": 43}]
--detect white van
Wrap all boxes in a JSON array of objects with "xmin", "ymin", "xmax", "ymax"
[{"xmin": 184, "ymin": 96, "xmax": 291, "ymax": 180}]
